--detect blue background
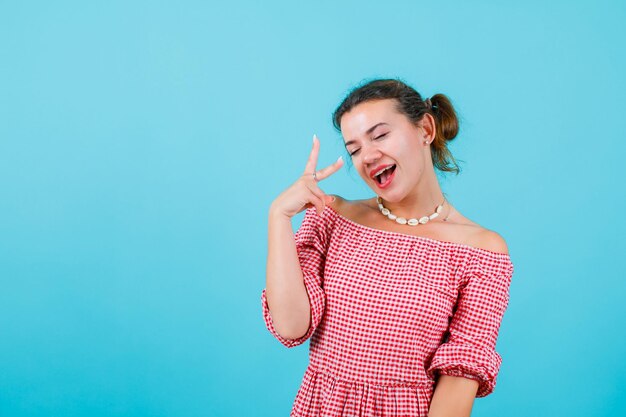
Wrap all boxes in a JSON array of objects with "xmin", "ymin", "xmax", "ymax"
[{"xmin": 1, "ymin": 1, "xmax": 625, "ymax": 416}]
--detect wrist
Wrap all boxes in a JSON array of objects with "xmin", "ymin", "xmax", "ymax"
[{"xmin": 268, "ymin": 204, "xmax": 292, "ymax": 223}]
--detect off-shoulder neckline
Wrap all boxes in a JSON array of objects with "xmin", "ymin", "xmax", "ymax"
[{"xmin": 322, "ymin": 206, "xmax": 512, "ymax": 259}]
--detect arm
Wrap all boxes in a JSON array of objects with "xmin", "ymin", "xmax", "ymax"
[
  {"xmin": 262, "ymin": 135, "xmax": 344, "ymax": 346},
  {"xmin": 265, "ymin": 208, "xmax": 312, "ymax": 340},
  {"xmin": 426, "ymin": 237, "xmax": 514, "ymax": 403},
  {"xmin": 428, "ymin": 375, "xmax": 479, "ymax": 417}
]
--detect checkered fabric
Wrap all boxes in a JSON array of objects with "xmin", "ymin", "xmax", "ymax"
[{"xmin": 261, "ymin": 206, "xmax": 514, "ymax": 416}]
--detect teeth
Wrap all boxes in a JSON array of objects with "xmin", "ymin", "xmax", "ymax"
[{"xmin": 374, "ymin": 165, "xmax": 394, "ymax": 177}]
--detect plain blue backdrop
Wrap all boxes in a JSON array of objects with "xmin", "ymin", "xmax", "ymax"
[{"xmin": 1, "ymin": 1, "xmax": 625, "ymax": 416}]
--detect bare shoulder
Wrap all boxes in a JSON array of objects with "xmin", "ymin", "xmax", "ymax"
[
  {"xmin": 327, "ymin": 193, "xmax": 345, "ymax": 209},
  {"xmin": 472, "ymin": 228, "xmax": 510, "ymax": 255},
  {"xmin": 326, "ymin": 194, "xmax": 373, "ymax": 220},
  {"xmin": 327, "ymin": 194, "xmax": 361, "ymax": 212},
  {"xmin": 328, "ymin": 195, "xmax": 510, "ymax": 254},
  {"xmin": 450, "ymin": 209, "xmax": 509, "ymax": 254}
]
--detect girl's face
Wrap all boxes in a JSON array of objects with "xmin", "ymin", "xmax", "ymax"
[{"xmin": 340, "ymin": 99, "xmax": 432, "ymax": 202}]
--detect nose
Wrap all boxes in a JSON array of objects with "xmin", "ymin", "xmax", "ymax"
[{"xmin": 362, "ymin": 145, "xmax": 382, "ymax": 166}]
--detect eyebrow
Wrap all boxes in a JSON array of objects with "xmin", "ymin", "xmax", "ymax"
[{"xmin": 344, "ymin": 122, "xmax": 389, "ymax": 148}]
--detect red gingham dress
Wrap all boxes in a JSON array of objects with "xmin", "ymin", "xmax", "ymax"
[{"xmin": 261, "ymin": 205, "xmax": 514, "ymax": 417}]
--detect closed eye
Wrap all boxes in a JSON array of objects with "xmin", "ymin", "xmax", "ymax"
[{"xmin": 348, "ymin": 133, "xmax": 388, "ymax": 157}]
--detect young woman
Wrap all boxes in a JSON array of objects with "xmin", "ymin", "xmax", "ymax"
[{"xmin": 261, "ymin": 79, "xmax": 514, "ymax": 417}]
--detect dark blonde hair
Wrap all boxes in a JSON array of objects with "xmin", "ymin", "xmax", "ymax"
[{"xmin": 332, "ymin": 78, "xmax": 462, "ymax": 175}]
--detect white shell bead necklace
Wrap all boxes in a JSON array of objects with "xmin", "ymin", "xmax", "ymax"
[{"xmin": 376, "ymin": 196, "xmax": 448, "ymax": 226}]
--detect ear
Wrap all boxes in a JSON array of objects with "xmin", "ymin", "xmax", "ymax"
[{"xmin": 417, "ymin": 113, "xmax": 436, "ymax": 142}]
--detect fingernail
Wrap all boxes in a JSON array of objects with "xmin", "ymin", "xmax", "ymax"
[
  {"xmin": 313, "ymin": 134, "xmax": 317, "ymax": 142},
  {"xmin": 337, "ymin": 155, "xmax": 343, "ymax": 163}
]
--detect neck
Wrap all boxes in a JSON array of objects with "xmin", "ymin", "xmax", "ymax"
[{"xmin": 379, "ymin": 169, "xmax": 445, "ymax": 219}]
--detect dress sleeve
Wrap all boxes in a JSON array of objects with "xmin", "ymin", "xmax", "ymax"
[
  {"xmin": 426, "ymin": 250, "xmax": 515, "ymax": 397},
  {"xmin": 260, "ymin": 207, "xmax": 331, "ymax": 348}
]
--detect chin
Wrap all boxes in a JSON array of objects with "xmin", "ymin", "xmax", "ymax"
[{"xmin": 375, "ymin": 189, "xmax": 404, "ymax": 203}]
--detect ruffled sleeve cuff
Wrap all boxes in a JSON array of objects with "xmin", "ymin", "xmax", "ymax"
[
  {"xmin": 426, "ymin": 342, "xmax": 503, "ymax": 397},
  {"xmin": 261, "ymin": 288, "xmax": 305, "ymax": 348},
  {"xmin": 260, "ymin": 269, "xmax": 326, "ymax": 348}
]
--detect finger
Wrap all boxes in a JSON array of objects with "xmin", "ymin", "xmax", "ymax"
[
  {"xmin": 303, "ymin": 134, "xmax": 320, "ymax": 175},
  {"xmin": 306, "ymin": 192, "xmax": 325, "ymax": 215},
  {"xmin": 311, "ymin": 155, "xmax": 344, "ymax": 182},
  {"xmin": 306, "ymin": 183, "xmax": 328, "ymax": 210},
  {"xmin": 305, "ymin": 182, "xmax": 331, "ymax": 215}
]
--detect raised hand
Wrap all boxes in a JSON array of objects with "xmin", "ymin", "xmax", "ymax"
[{"xmin": 270, "ymin": 134, "xmax": 344, "ymax": 219}]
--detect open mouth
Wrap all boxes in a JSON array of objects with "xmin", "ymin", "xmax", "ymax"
[{"xmin": 374, "ymin": 164, "xmax": 396, "ymax": 187}]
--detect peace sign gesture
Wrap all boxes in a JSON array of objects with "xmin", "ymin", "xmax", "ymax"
[{"xmin": 270, "ymin": 134, "xmax": 344, "ymax": 219}]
